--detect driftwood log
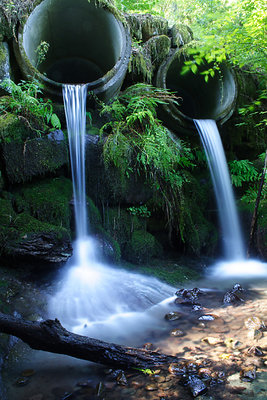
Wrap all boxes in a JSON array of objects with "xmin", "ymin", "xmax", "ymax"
[{"xmin": 0, "ymin": 312, "xmax": 177, "ymax": 370}]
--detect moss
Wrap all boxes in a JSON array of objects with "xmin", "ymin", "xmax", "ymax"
[
  {"xmin": 125, "ymin": 230, "xmax": 160, "ymax": 264},
  {"xmin": 126, "ymin": 13, "xmax": 168, "ymax": 43},
  {"xmin": 143, "ymin": 35, "xmax": 171, "ymax": 69},
  {"xmin": 15, "ymin": 177, "xmax": 73, "ymax": 230},
  {"xmin": 13, "ymin": 212, "xmax": 69, "ymax": 240},
  {"xmin": 2, "ymin": 132, "xmax": 69, "ymax": 184},
  {"xmin": 127, "ymin": 46, "xmax": 152, "ymax": 83},
  {"xmin": 0, "ymin": 112, "xmax": 32, "ymax": 143},
  {"xmin": 87, "ymin": 196, "xmax": 102, "ymax": 232},
  {"xmin": 170, "ymin": 23, "xmax": 193, "ymax": 47},
  {"xmin": 103, "ymin": 207, "xmax": 146, "ymax": 255},
  {"xmin": 123, "ymin": 260, "xmax": 201, "ymax": 286}
]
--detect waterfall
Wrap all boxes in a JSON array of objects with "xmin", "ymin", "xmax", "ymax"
[
  {"xmin": 195, "ymin": 119, "xmax": 267, "ymax": 278},
  {"xmin": 49, "ymin": 85, "xmax": 175, "ymax": 344},
  {"xmin": 63, "ymin": 85, "xmax": 88, "ymax": 239},
  {"xmin": 194, "ymin": 119, "xmax": 245, "ymax": 260}
]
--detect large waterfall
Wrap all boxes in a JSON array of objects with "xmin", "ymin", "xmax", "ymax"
[{"xmin": 49, "ymin": 85, "xmax": 175, "ymax": 344}]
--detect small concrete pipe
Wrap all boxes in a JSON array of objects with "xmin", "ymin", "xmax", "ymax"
[
  {"xmin": 156, "ymin": 49, "xmax": 237, "ymax": 133},
  {"xmin": 15, "ymin": 0, "xmax": 131, "ymax": 101}
]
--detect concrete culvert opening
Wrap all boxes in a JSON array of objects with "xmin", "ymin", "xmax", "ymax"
[
  {"xmin": 156, "ymin": 50, "xmax": 237, "ymax": 132},
  {"xmin": 17, "ymin": 0, "xmax": 131, "ymax": 100}
]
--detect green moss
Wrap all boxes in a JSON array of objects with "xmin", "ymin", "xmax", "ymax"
[
  {"xmin": 125, "ymin": 230, "xmax": 160, "ymax": 264},
  {"xmin": 0, "ymin": 112, "xmax": 32, "ymax": 143},
  {"xmin": 128, "ymin": 46, "xmax": 152, "ymax": 83},
  {"xmin": 104, "ymin": 207, "xmax": 146, "ymax": 255},
  {"xmin": 14, "ymin": 212, "xmax": 69, "ymax": 240},
  {"xmin": 124, "ymin": 260, "xmax": 201, "ymax": 286},
  {"xmin": 144, "ymin": 35, "xmax": 171, "ymax": 69},
  {"xmin": 16, "ymin": 177, "xmax": 73, "ymax": 229},
  {"xmin": 87, "ymin": 196, "xmax": 102, "ymax": 232}
]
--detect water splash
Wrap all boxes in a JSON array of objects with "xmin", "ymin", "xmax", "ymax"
[
  {"xmin": 194, "ymin": 119, "xmax": 245, "ymax": 260},
  {"xmin": 49, "ymin": 85, "xmax": 175, "ymax": 344}
]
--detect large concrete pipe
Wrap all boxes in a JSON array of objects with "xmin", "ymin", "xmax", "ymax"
[
  {"xmin": 14, "ymin": 0, "xmax": 131, "ymax": 101},
  {"xmin": 156, "ymin": 49, "xmax": 237, "ymax": 133}
]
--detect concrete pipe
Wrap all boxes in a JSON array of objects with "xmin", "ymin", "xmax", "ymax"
[
  {"xmin": 14, "ymin": 0, "xmax": 131, "ymax": 101},
  {"xmin": 156, "ymin": 49, "xmax": 237, "ymax": 133}
]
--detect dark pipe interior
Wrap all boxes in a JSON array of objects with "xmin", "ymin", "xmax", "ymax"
[
  {"xmin": 166, "ymin": 55, "xmax": 236, "ymax": 120},
  {"xmin": 22, "ymin": 0, "xmax": 124, "ymax": 84}
]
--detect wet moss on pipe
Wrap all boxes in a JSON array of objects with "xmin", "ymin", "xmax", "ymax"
[
  {"xmin": 14, "ymin": 0, "xmax": 131, "ymax": 102},
  {"xmin": 156, "ymin": 49, "xmax": 237, "ymax": 134}
]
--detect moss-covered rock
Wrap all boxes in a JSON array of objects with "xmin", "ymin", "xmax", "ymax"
[
  {"xmin": 0, "ymin": 42, "xmax": 12, "ymax": 92},
  {"xmin": 0, "ymin": 177, "xmax": 73, "ymax": 263},
  {"xmin": 143, "ymin": 35, "xmax": 171, "ymax": 70},
  {"xmin": 170, "ymin": 23, "xmax": 193, "ymax": 48},
  {"xmin": 127, "ymin": 45, "xmax": 153, "ymax": 83},
  {"xmin": 2, "ymin": 129, "xmax": 69, "ymax": 183},
  {"xmin": 125, "ymin": 13, "xmax": 168, "ymax": 43},
  {"xmin": 0, "ymin": 112, "xmax": 32, "ymax": 143},
  {"xmin": 15, "ymin": 177, "xmax": 73, "ymax": 229},
  {"xmin": 125, "ymin": 230, "xmax": 161, "ymax": 264}
]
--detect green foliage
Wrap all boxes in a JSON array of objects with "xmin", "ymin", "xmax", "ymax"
[
  {"xmin": 0, "ymin": 79, "xmax": 61, "ymax": 135},
  {"xmin": 35, "ymin": 41, "xmax": 50, "ymax": 67},
  {"xmin": 100, "ymin": 84, "xmax": 197, "ymax": 242},
  {"xmin": 127, "ymin": 205, "xmax": 151, "ymax": 218},
  {"xmin": 229, "ymin": 159, "xmax": 259, "ymax": 187}
]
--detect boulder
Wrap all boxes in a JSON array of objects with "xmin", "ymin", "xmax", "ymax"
[
  {"xmin": 125, "ymin": 13, "xmax": 168, "ymax": 43},
  {"xmin": 2, "ymin": 129, "xmax": 68, "ymax": 183},
  {"xmin": 170, "ymin": 23, "xmax": 193, "ymax": 48}
]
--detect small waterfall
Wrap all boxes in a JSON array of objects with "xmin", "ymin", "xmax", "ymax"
[
  {"xmin": 63, "ymin": 84, "xmax": 88, "ymax": 239},
  {"xmin": 194, "ymin": 119, "xmax": 244, "ymax": 260},
  {"xmin": 49, "ymin": 85, "xmax": 175, "ymax": 344},
  {"xmin": 195, "ymin": 119, "xmax": 267, "ymax": 278}
]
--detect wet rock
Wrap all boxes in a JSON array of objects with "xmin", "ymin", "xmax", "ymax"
[
  {"xmin": 240, "ymin": 365, "xmax": 257, "ymax": 382},
  {"xmin": 247, "ymin": 346, "xmax": 264, "ymax": 356},
  {"xmin": 143, "ymin": 342, "xmax": 154, "ymax": 350},
  {"xmin": 186, "ymin": 361, "xmax": 198, "ymax": 373},
  {"xmin": 170, "ymin": 23, "xmax": 193, "ymax": 48},
  {"xmin": 170, "ymin": 329, "xmax": 185, "ymax": 337},
  {"xmin": 223, "ymin": 284, "xmax": 244, "ymax": 304},
  {"xmin": 168, "ymin": 362, "xmax": 187, "ymax": 376},
  {"xmin": 198, "ymin": 368, "xmax": 213, "ymax": 381},
  {"xmin": 165, "ymin": 311, "xmax": 183, "ymax": 321},
  {"xmin": 224, "ymin": 338, "xmax": 243, "ymax": 349},
  {"xmin": 248, "ymin": 329, "xmax": 263, "ymax": 340},
  {"xmin": 202, "ymin": 336, "xmax": 223, "ymax": 346},
  {"xmin": 244, "ymin": 316, "xmax": 265, "ymax": 331},
  {"xmin": 192, "ymin": 304, "xmax": 203, "ymax": 311},
  {"xmin": 9, "ymin": 232, "xmax": 72, "ymax": 264},
  {"xmin": 198, "ymin": 315, "xmax": 217, "ymax": 321},
  {"xmin": 176, "ymin": 288, "xmax": 203, "ymax": 304},
  {"xmin": 116, "ymin": 371, "xmax": 128, "ymax": 386},
  {"xmin": 15, "ymin": 377, "xmax": 30, "ymax": 386},
  {"xmin": 187, "ymin": 375, "xmax": 207, "ymax": 397},
  {"xmin": 145, "ymin": 383, "xmax": 158, "ymax": 391}
]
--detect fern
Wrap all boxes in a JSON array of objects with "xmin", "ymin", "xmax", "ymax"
[
  {"xmin": 100, "ymin": 83, "xmax": 196, "ymax": 239},
  {"xmin": 229, "ymin": 159, "xmax": 259, "ymax": 187}
]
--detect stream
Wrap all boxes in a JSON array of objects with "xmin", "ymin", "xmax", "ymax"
[{"xmin": 1, "ymin": 260, "xmax": 267, "ymax": 400}]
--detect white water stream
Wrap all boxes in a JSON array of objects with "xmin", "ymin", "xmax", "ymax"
[
  {"xmin": 49, "ymin": 85, "xmax": 175, "ymax": 344},
  {"xmin": 194, "ymin": 119, "xmax": 267, "ymax": 278}
]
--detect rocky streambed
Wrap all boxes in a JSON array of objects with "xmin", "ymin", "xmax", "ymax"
[{"xmin": 0, "ymin": 267, "xmax": 266, "ymax": 400}]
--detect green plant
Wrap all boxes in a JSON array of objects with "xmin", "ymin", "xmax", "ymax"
[
  {"xmin": 229, "ymin": 159, "xmax": 259, "ymax": 187},
  {"xmin": 35, "ymin": 41, "xmax": 50, "ymax": 67},
  {"xmin": 100, "ymin": 83, "xmax": 197, "ymax": 242},
  {"xmin": 0, "ymin": 79, "xmax": 61, "ymax": 135},
  {"xmin": 127, "ymin": 205, "xmax": 151, "ymax": 218}
]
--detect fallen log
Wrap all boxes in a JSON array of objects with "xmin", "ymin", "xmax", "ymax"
[{"xmin": 0, "ymin": 312, "xmax": 177, "ymax": 370}]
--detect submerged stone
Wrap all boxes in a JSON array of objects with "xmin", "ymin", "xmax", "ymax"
[
  {"xmin": 165, "ymin": 311, "xmax": 183, "ymax": 321},
  {"xmin": 240, "ymin": 365, "xmax": 257, "ymax": 382},
  {"xmin": 187, "ymin": 375, "xmax": 207, "ymax": 397}
]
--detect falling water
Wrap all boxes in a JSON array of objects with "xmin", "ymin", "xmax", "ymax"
[
  {"xmin": 63, "ymin": 84, "xmax": 88, "ymax": 239},
  {"xmin": 49, "ymin": 85, "xmax": 175, "ymax": 344},
  {"xmin": 195, "ymin": 119, "xmax": 267, "ymax": 278}
]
